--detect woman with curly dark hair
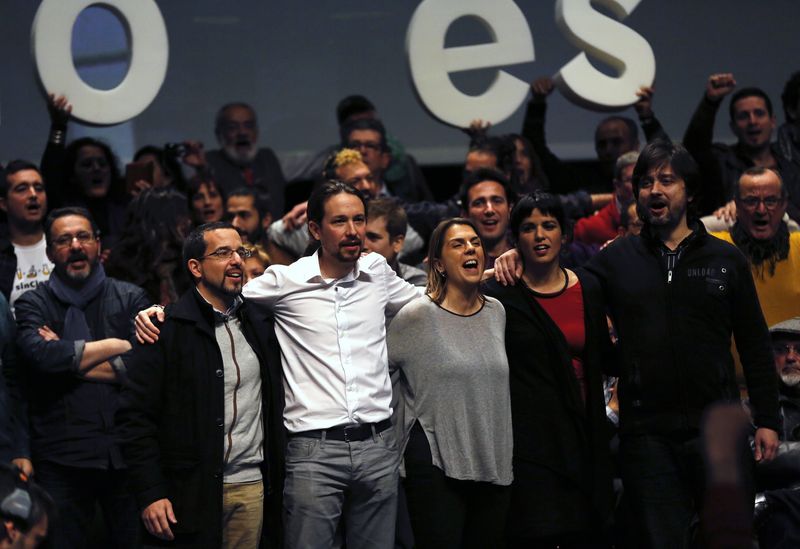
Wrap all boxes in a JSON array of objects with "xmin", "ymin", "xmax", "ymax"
[{"xmin": 104, "ymin": 188, "xmax": 192, "ymax": 305}]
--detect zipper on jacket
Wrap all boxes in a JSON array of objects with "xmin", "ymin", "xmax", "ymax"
[{"xmin": 667, "ymin": 270, "xmax": 673, "ymax": 284}]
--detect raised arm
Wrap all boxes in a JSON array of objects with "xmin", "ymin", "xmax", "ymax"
[
  {"xmin": 634, "ymin": 86, "xmax": 670, "ymax": 143},
  {"xmin": 41, "ymin": 93, "xmax": 73, "ymax": 210},
  {"xmin": 683, "ymin": 73, "xmax": 737, "ymax": 212}
]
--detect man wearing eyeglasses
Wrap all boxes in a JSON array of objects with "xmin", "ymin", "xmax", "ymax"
[
  {"xmin": 117, "ymin": 222, "xmax": 284, "ymax": 548},
  {"xmin": 684, "ymin": 73, "xmax": 800, "ymax": 220},
  {"xmin": 710, "ymin": 167, "xmax": 800, "ymax": 327},
  {"xmin": 14, "ymin": 207, "xmax": 149, "ymax": 548},
  {"xmin": 341, "ymin": 118, "xmax": 432, "ymax": 203},
  {"xmin": 750, "ymin": 318, "xmax": 800, "ymax": 548}
]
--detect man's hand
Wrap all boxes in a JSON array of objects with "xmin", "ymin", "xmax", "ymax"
[
  {"xmin": 493, "ymin": 248, "xmax": 523, "ymax": 286},
  {"xmin": 11, "ymin": 458, "xmax": 33, "ymax": 478},
  {"xmin": 634, "ymin": 86, "xmax": 655, "ymax": 120},
  {"xmin": 281, "ymin": 201, "xmax": 308, "ymax": 231},
  {"xmin": 712, "ymin": 200, "xmax": 737, "ymax": 223},
  {"xmin": 142, "ymin": 498, "xmax": 177, "ymax": 541},
  {"xmin": 531, "ymin": 77, "xmax": 555, "ymax": 102},
  {"xmin": 181, "ymin": 141, "xmax": 207, "ymax": 170},
  {"xmin": 135, "ymin": 306, "xmax": 165, "ymax": 344},
  {"xmin": 38, "ymin": 325, "xmax": 59, "ymax": 342},
  {"xmin": 705, "ymin": 73, "xmax": 736, "ymax": 103},
  {"xmin": 754, "ymin": 427, "xmax": 780, "ymax": 462},
  {"xmin": 47, "ymin": 93, "xmax": 72, "ymax": 127},
  {"xmin": 129, "ymin": 179, "xmax": 153, "ymax": 198}
]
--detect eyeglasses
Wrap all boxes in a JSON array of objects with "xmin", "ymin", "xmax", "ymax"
[
  {"xmin": 347, "ymin": 141, "xmax": 382, "ymax": 152},
  {"xmin": 199, "ymin": 247, "xmax": 253, "ymax": 261},
  {"xmin": 773, "ymin": 343, "xmax": 800, "ymax": 356},
  {"xmin": 739, "ymin": 196, "xmax": 784, "ymax": 210},
  {"xmin": 51, "ymin": 231, "xmax": 97, "ymax": 249}
]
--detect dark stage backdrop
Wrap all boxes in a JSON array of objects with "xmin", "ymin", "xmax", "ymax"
[{"xmin": 1, "ymin": 1, "xmax": 798, "ymax": 169}]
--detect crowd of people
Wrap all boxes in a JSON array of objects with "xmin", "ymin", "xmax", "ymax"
[{"xmin": 1, "ymin": 69, "xmax": 800, "ymax": 549}]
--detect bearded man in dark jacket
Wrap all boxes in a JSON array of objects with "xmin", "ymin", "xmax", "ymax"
[
  {"xmin": 117, "ymin": 222, "xmax": 284, "ymax": 548},
  {"xmin": 584, "ymin": 140, "xmax": 780, "ymax": 549}
]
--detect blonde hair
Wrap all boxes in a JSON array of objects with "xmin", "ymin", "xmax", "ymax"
[
  {"xmin": 322, "ymin": 148, "xmax": 364, "ymax": 180},
  {"xmin": 243, "ymin": 242, "xmax": 270, "ymax": 267}
]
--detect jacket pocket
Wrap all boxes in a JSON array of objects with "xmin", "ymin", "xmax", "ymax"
[{"xmin": 705, "ymin": 277, "xmax": 729, "ymax": 297}]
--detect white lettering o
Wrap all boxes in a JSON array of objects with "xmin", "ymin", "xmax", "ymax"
[{"xmin": 32, "ymin": 0, "xmax": 169, "ymax": 125}]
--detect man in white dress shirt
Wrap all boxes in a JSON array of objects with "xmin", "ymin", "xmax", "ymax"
[{"xmin": 243, "ymin": 180, "xmax": 420, "ymax": 548}]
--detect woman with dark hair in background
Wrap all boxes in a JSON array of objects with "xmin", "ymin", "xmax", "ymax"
[
  {"xmin": 388, "ymin": 217, "xmax": 513, "ymax": 548},
  {"xmin": 104, "ymin": 188, "xmax": 192, "ymax": 305},
  {"xmin": 42, "ymin": 95, "xmax": 130, "ymax": 252},
  {"xmin": 187, "ymin": 175, "xmax": 225, "ymax": 226},
  {"xmin": 42, "ymin": 135, "xmax": 129, "ymax": 252},
  {"xmin": 484, "ymin": 192, "xmax": 615, "ymax": 549},
  {"xmin": 508, "ymin": 133, "xmax": 550, "ymax": 194}
]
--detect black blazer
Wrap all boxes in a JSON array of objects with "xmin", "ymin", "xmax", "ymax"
[
  {"xmin": 117, "ymin": 289, "xmax": 285, "ymax": 548},
  {"xmin": 484, "ymin": 269, "xmax": 615, "ymax": 523}
]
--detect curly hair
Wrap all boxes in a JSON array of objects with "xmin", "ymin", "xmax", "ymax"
[{"xmin": 104, "ymin": 188, "xmax": 192, "ymax": 304}]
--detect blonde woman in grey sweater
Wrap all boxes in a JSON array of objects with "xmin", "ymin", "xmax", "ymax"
[{"xmin": 388, "ymin": 217, "xmax": 513, "ymax": 549}]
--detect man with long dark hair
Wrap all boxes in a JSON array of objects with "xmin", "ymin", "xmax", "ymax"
[{"xmin": 244, "ymin": 181, "xmax": 421, "ymax": 548}]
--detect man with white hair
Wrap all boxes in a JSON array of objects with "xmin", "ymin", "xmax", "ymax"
[
  {"xmin": 205, "ymin": 102, "xmax": 287, "ymax": 219},
  {"xmin": 751, "ymin": 317, "xmax": 800, "ymax": 548}
]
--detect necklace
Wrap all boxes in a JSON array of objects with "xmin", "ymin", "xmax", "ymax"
[{"xmin": 523, "ymin": 267, "xmax": 569, "ymax": 298}]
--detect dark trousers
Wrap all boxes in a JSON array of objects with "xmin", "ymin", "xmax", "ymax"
[
  {"xmin": 505, "ymin": 460, "xmax": 607, "ymax": 549},
  {"xmin": 34, "ymin": 461, "xmax": 139, "ymax": 549},
  {"xmin": 403, "ymin": 423, "xmax": 511, "ymax": 549},
  {"xmin": 620, "ymin": 432, "xmax": 754, "ymax": 549}
]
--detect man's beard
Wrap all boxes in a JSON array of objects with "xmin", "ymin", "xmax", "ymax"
[
  {"xmin": 731, "ymin": 221, "xmax": 789, "ymax": 279},
  {"xmin": 333, "ymin": 238, "xmax": 362, "ymax": 264},
  {"xmin": 210, "ymin": 275, "xmax": 243, "ymax": 298},
  {"xmin": 223, "ymin": 143, "xmax": 258, "ymax": 166},
  {"xmin": 57, "ymin": 250, "xmax": 94, "ymax": 282},
  {"xmin": 781, "ymin": 372, "xmax": 800, "ymax": 388}
]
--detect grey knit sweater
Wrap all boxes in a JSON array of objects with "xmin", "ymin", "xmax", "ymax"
[{"xmin": 387, "ymin": 295, "xmax": 513, "ymax": 485}]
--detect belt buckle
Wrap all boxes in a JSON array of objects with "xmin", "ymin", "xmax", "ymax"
[{"xmin": 342, "ymin": 424, "xmax": 358, "ymax": 443}]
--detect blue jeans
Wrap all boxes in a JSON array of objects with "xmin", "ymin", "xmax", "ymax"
[
  {"xmin": 283, "ymin": 427, "xmax": 399, "ymax": 549},
  {"xmin": 34, "ymin": 460, "xmax": 140, "ymax": 549}
]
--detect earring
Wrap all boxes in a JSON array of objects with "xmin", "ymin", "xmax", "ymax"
[{"xmin": 438, "ymin": 270, "xmax": 447, "ymax": 278}]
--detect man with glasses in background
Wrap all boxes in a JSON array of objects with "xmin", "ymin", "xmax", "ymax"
[
  {"xmin": 341, "ymin": 118, "xmax": 405, "ymax": 200},
  {"xmin": 709, "ymin": 167, "xmax": 800, "ymax": 327},
  {"xmin": 14, "ymin": 207, "xmax": 149, "ymax": 548}
]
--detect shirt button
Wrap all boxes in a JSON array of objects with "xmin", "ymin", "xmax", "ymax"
[
  {"xmin": 216, "ymin": 417, "xmax": 224, "ymax": 427},
  {"xmin": 215, "ymin": 369, "xmax": 223, "ymax": 378},
  {"xmin": 721, "ymin": 267, "xmax": 727, "ymax": 273},
  {"xmin": 719, "ymin": 285, "xmax": 725, "ymax": 291}
]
